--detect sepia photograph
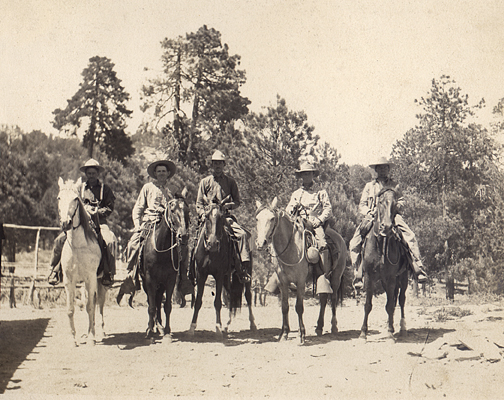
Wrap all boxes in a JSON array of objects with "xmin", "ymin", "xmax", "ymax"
[{"xmin": 1, "ymin": 0, "xmax": 504, "ymax": 398}]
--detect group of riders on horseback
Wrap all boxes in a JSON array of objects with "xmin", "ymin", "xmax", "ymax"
[{"xmin": 48, "ymin": 151, "xmax": 427, "ymax": 293}]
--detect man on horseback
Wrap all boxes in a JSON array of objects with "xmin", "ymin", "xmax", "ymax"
[
  {"xmin": 193, "ymin": 150, "xmax": 251, "ymax": 284},
  {"xmin": 286, "ymin": 161, "xmax": 333, "ymax": 293},
  {"xmin": 125, "ymin": 160, "xmax": 193, "ymax": 295},
  {"xmin": 48, "ymin": 159, "xmax": 116, "ymax": 286},
  {"xmin": 350, "ymin": 157, "xmax": 427, "ymax": 289}
]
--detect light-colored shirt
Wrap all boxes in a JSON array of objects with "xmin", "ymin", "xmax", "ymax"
[
  {"xmin": 358, "ymin": 177, "xmax": 404, "ymax": 217},
  {"xmin": 132, "ymin": 181, "xmax": 173, "ymax": 228},
  {"xmin": 285, "ymin": 185, "xmax": 332, "ymax": 223},
  {"xmin": 196, "ymin": 174, "xmax": 240, "ymax": 216}
]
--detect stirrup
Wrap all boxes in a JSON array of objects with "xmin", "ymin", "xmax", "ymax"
[
  {"xmin": 101, "ymin": 273, "xmax": 114, "ymax": 287},
  {"xmin": 48, "ymin": 271, "xmax": 60, "ymax": 286},
  {"xmin": 417, "ymin": 272, "xmax": 427, "ymax": 283}
]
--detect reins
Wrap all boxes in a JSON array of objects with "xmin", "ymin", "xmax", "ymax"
[
  {"xmin": 268, "ymin": 210, "xmax": 307, "ymax": 267},
  {"xmin": 151, "ymin": 202, "xmax": 186, "ymax": 272}
]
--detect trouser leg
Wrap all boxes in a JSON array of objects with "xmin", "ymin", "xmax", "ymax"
[
  {"xmin": 178, "ymin": 240, "xmax": 194, "ymax": 295},
  {"xmin": 48, "ymin": 232, "xmax": 66, "ymax": 284}
]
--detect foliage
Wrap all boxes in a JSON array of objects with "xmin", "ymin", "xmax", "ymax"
[
  {"xmin": 141, "ymin": 25, "xmax": 250, "ymax": 170},
  {"xmin": 52, "ymin": 56, "xmax": 134, "ymax": 161},
  {"xmin": 391, "ymin": 76, "xmax": 504, "ymax": 295}
]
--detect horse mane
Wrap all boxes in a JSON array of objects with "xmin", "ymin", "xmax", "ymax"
[{"xmin": 77, "ymin": 197, "xmax": 97, "ymax": 242}]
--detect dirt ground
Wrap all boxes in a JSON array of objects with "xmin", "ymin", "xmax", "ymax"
[{"xmin": 1, "ymin": 286, "xmax": 504, "ymax": 400}]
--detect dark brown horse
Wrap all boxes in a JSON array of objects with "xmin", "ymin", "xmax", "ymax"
[
  {"xmin": 359, "ymin": 188, "xmax": 409, "ymax": 340},
  {"xmin": 143, "ymin": 194, "xmax": 189, "ymax": 342},
  {"xmin": 256, "ymin": 197, "xmax": 347, "ymax": 344},
  {"xmin": 189, "ymin": 198, "xmax": 255, "ymax": 339}
]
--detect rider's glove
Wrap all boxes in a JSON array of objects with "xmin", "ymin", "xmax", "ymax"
[{"xmin": 155, "ymin": 206, "xmax": 165, "ymax": 214}]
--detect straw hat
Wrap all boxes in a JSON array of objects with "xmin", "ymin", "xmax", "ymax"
[
  {"xmin": 80, "ymin": 159, "xmax": 104, "ymax": 173},
  {"xmin": 295, "ymin": 161, "xmax": 319, "ymax": 178},
  {"xmin": 369, "ymin": 157, "xmax": 394, "ymax": 168},
  {"xmin": 211, "ymin": 150, "xmax": 226, "ymax": 161},
  {"xmin": 147, "ymin": 160, "xmax": 176, "ymax": 179}
]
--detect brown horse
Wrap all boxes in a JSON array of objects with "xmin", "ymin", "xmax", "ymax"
[
  {"xmin": 255, "ymin": 197, "xmax": 347, "ymax": 344},
  {"xmin": 142, "ymin": 194, "xmax": 189, "ymax": 341},
  {"xmin": 359, "ymin": 188, "xmax": 409, "ymax": 340},
  {"xmin": 189, "ymin": 197, "xmax": 255, "ymax": 339}
]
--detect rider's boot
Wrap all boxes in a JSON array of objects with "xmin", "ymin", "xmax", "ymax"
[
  {"xmin": 236, "ymin": 261, "xmax": 252, "ymax": 284},
  {"xmin": 412, "ymin": 259, "xmax": 428, "ymax": 283},
  {"xmin": 352, "ymin": 260, "xmax": 364, "ymax": 290},
  {"xmin": 48, "ymin": 263, "xmax": 61, "ymax": 285},
  {"xmin": 97, "ymin": 234, "xmax": 113, "ymax": 287},
  {"xmin": 316, "ymin": 249, "xmax": 333, "ymax": 294}
]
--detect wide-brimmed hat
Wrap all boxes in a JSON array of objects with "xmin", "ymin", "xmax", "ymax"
[
  {"xmin": 369, "ymin": 157, "xmax": 394, "ymax": 168},
  {"xmin": 147, "ymin": 160, "xmax": 176, "ymax": 179},
  {"xmin": 211, "ymin": 150, "xmax": 226, "ymax": 161},
  {"xmin": 80, "ymin": 158, "xmax": 104, "ymax": 173},
  {"xmin": 295, "ymin": 161, "xmax": 319, "ymax": 177}
]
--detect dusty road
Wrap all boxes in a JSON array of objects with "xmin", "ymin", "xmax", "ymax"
[{"xmin": 1, "ymin": 289, "xmax": 504, "ymax": 399}]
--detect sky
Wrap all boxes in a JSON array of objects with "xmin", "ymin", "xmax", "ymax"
[{"xmin": 2, "ymin": 0, "xmax": 504, "ymax": 165}]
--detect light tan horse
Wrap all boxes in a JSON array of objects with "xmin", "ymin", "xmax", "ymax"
[{"xmin": 57, "ymin": 177, "xmax": 107, "ymax": 346}]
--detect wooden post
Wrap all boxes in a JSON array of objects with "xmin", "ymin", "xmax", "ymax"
[{"xmin": 28, "ymin": 229, "xmax": 41, "ymax": 308}]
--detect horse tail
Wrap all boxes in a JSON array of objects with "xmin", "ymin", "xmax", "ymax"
[
  {"xmin": 337, "ymin": 275, "xmax": 344, "ymax": 306},
  {"xmin": 228, "ymin": 273, "xmax": 243, "ymax": 313}
]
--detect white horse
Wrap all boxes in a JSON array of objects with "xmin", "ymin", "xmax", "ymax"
[{"xmin": 57, "ymin": 177, "xmax": 108, "ymax": 346}]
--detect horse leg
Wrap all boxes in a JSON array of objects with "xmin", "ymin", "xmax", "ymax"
[
  {"xmin": 316, "ymin": 293, "xmax": 328, "ymax": 336},
  {"xmin": 189, "ymin": 275, "xmax": 206, "ymax": 335},
  {"xmin": 214, "ymin": 277, "xmax": 224, "ymax": 339},
  {"xmin": 155, "ymin": 289, "xmax": 165, "ymax": 336},
  {"xmin": 145, "ymin": 287, "xmax": 157, "ymax": 339},
  {"xmin": 278, "ymin": 285, "xmax": 290, "ymax": 342},
  {"xmin": 295, "ymin": 285, "xmax": 306, "ymax": 345},
  {"xmin": 64, "ymin": 282, "xmax": 78, "ymax": 347},
  {"xmin": 385, "ymin": 281, "xmax": 398, "ymax": 339},
  {"xmin": 244, "ymin": 281, "xmax": 257, "ymax": 331},
  {"xmin": 96, "ymin": 282, "xmax": 107, "ymax": 340},
  {"xmin": 163, "ymin": 280, "xmax": 176, "ymax": 343},
  {"xmin": 398, "ymin": 276, "xmax": 408, "ymax": 337},
  {"xmin": 85, "ymin": 279, "xmax": 97, "ymax": 346},
  {"xmin": 360, "ymin": 274, "xmax": 373, "ymax": 340}
]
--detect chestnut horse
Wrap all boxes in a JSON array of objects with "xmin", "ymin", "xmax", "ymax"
[
  {"xmin": 359, "ymin": 188, "xmax": 409, "ymax": 340},
  {"xmin": 189, "ymin": 197, "xmax": 255, "ymax": 339},
  {"xmin": 142, "ymin": 194, "xmax": 189, "ymax": 341}
]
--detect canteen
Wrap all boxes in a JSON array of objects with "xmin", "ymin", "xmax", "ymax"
[{"xmin": 306, "ymin": 246, "xmax": 320, "ymax": 264}]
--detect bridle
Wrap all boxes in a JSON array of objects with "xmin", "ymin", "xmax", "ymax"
[
  {"xmin": 375, "ymin": 189, "xmax": 400, "ymax": 266},
  {"xmin": 259, "ymin": 208, "xmax": 308, "ymax": 267},
  {"xmin": 152, "ymin": 198, "xmax": 188, "ymax": 272}
]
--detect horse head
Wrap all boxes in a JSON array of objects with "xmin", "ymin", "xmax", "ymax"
[
  {"xmin": 255, "ymin": 197, "xmax": 279, "ymax": 251},
  {"xmin": 375, "ymin": 188, "xmax": 398, "ymax": 237},
  {"xmin": 165, "ymin": 192, "xmax": 190, "ymax": 245},
  {"xmin": 203, "ymin": 196, "xmax": 228, "ymax": 252},
  {"xmin": 57, "ymin": 177, "xmax": 82, "ymax": 231}
]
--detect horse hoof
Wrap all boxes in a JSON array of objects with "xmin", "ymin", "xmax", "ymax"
[
  {"xmin": 188, "ymin": 323, "xmax": 196, "ymax": 336},
  {"xmin": 331, "ymin": 327, "xmax": 339, "ymax": 334},
  {"xmin": 163, "ymin": 334, "xmax": 172, "ymax": 344},
  {"xmin": 359, "ymin": 333, "xmax": 367, "ymax": 341},
  {"xmin": 315, "ymin": 328, "xmax": 323, "ymax": 336},
  {"xmin": 250, "ymin": 323, "xmax": 257, "ymax": 332}
]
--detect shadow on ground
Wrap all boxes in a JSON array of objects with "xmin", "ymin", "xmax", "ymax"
[{"xmin": 0, "ymin": 318, "xmax": 50, "ymax": 394}]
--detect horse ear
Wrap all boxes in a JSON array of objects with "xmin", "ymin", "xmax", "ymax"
[
  {"xmin": 255, "ymin": 199, "xmax": 263, "ymax": 210},
  {"xmin": 271, "ymin": 197, "xmax": 279, "ymax": 210},
  {"xmin": 75, "ymin": 177, "xmax": 83, "ymax": 187},
  {"xmin": 58, "ymin": 177, "xmax": 64, "ymax": 188},
  {"xmin": 181, "ymin": 187, "xmax": 188, "ymax": 199}
]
